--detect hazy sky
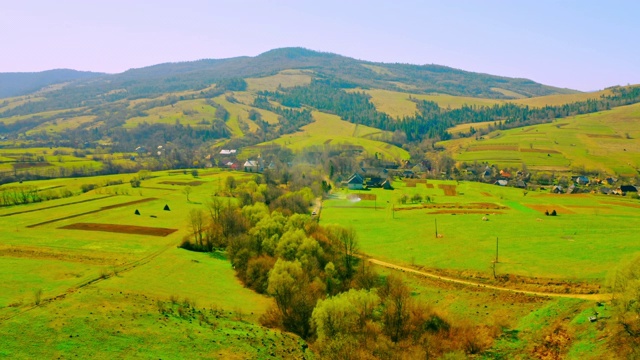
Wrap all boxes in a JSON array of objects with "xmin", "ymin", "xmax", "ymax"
[{"xmin": 2, "ymin": 0, "xmax": 639, "ymax": 91}]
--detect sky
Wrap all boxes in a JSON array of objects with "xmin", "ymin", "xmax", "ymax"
[{"xmin": 1, "ymin": 0, "xmax": 639, "ymax": 91}]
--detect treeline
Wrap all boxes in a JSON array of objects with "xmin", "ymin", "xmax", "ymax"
[
  {"xmin": 179, "ymin": 173, "xmax": 502, "ymax": 358},
  {"xmin": 261, "ymin": 81, "xmax": 640, "ymax": 142}
]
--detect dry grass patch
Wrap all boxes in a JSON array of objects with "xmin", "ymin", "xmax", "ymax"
[
  {"xmin": 438, "ymin": 184, "xmax": 457, "ymax": 196},
  {"xmin": 59, "ymin": 222, "xmax": 178, "ymax": 237}
]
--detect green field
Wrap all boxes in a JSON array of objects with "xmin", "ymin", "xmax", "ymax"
[
  {"xmin": 441, "ymin": 102, "xmax": 640, "ymax": 175},
  {"xmin": 320, "ymin": 179, "xmax": 640, "ymax": 281},
  {"xmin": 0, "ymin": 169, "xmax": 313, "ymax": 359},
  {"xmin": 250, "ymin": 111, "xmax": 410, "ymax": 161}
]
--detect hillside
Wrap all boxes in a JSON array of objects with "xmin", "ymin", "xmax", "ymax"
[{"xmin": 0, "ymin": 69, "xmax": 104, "ymax": 98}]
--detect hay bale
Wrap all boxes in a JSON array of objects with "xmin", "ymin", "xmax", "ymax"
[
  {"xmin": 164, "ymin": 204, "xmax": 171, "ymax": 211},
  {"xmin": 134, "ymin": 209, "xmax": 140, "ymax": 215}
]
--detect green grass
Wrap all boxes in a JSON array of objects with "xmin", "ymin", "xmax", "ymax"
[
  {"xmin": 441, "ymin": 102, "xmax": 640, "ymax": 175},
  {"xmin": 246, "ymin": 70, "xmax": 313, "ymax": 92},
  {"xmin": 0, "ymin": 169, "xmax": 308, "ymax": 358},
  {"xmin": 252, "ymin": 111, "xmax": 409, "ymax": 161},
  {"xmin": 321, "ymin": 180, "xmax": 640, "ymax": 281}
]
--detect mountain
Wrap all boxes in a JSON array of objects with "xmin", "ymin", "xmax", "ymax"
[
  {"xmin": 0, "ymin": 48, "xmax": 577, "ymax": 104},
  {"xmin": 0, "ymin": 69, "xmax": 105, "ymax": 98}
]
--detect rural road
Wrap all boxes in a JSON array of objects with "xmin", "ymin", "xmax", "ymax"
[{"xmin": 366, "ymin": 257, "xmax": 612, "ymax": 302}]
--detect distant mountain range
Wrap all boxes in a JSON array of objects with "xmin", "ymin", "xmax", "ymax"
[
  {"xmin": 0, "ymin": 47, "xmax": 578, "ymax": 101},
  {"xmin": 0, "ymin": 69, "xmax": 104, "ymax": 98}
]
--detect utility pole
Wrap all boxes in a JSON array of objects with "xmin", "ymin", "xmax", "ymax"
[
  {"xmin": 435, "ymin": 218, "xmax": 438, "ymax": 238},
  {"xmin": 496, "ymin": 237, "xmax": 499, "ymax": 263}
]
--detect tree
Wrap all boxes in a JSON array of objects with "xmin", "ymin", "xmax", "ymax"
[
  {"xmin": 610, "ymin": 255, "xmax": 640, "ymax": 355},
  {"xmin": 327, "ymin": 225, "xmax": 359, "ymax": 279},
  {"xmin": 381, "ymin": 274, "xmax": 412, "ymax": 342},
  {"xmin": 226, "ymin": 176, "xmax": 237, "ymax": 191},
  {"xmin": 188, "ymin": 209, "xmax": 205, "ymax": 248},
  {"xmin": 312, "ymin": 289, "xmax": 380, "ymax": 343},
  {"xmin": 182, "ymin": 185, "xmax": 192, "ymax": 202},
  {"xmin": 411, "ymin": 193, "xmax": 423, "ymax": 203}
]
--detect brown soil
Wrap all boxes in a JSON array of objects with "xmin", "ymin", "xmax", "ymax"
[
  {"xmin": 59, "ymin": 222, "xmax": 177, "ymax": 237},
  {"xmin": 349, "ymin": 193, "xmax": 376, "ymax": 201},
  {"xmin": 12, "ymin": 162, "xmax": 52, "ymax": 169},
  {"xmin": 27, "ymin": 197, "xmax": 157, "ymax": 228},
  {"xmin": 481, "ymin": 192, "xmax": 492, "ymax": 197},
  {"xmin": 158, "ymin": 180, "xmax": 205, "ymax": 186},
  {"xmin": 428, "ymin": 210, "xmax": 505, "ymax": 215},
  {"xmin": 524, "ymin": 204, "xmax": 576, "ymax": 214},
  {"xmin": 426, "ymin": 183, "xmax": 434, "ymax": 188},
  {"xmin": 600, "ymin": 201, "xmax": 640, "ymax": 209},
  {"xmin": 438, "ymin": 184, "xmax": 457, "ymax": 196},
  {"xmin": 586, "ymin": 134, "xmax": 623, "ymax": 139}
]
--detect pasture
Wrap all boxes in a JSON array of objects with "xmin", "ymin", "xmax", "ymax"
[
  {"xmin": 251, "ymin": 111, "xmax": 410, "ymax": 161},
  {"xmin": 320, "ymin": 179, "xmax": 640, "ymax": 282},
  {"xmin": 441, "ymin": 102, "xmax": 640, "ymax": 175},
  {"xmin": 0, "ymin": 169, "xmax": 299, "ymax": 358}
]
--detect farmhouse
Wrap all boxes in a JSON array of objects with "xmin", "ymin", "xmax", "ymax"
[
  {"xmin": 346, "ymin": 173, "xmax": 364, "ymax": 190},
  {"xmin": 575, "ymin": 176, "xmax": 589, "ymax": 185},
  {"xmin": 243, "ymin": 160, "xmax": 261, "ymax": 172},
  {"xmin": 494, "ymin": 180, "xmax": 508, "ymax": 186},
  {"xmin": 381, "ymin": 179, "xmax": 394, "ymax": 190},
  {"xmin": 516, "ymin": 180, "xmax": 527, "ymax": 189},
  {"xmin": 605, "ymin": 177, "xmax": 618, "ymax": 185},
  {"xmin": 552, "ymin": 185, "xmax": 564, "ymax": 194},
  {"xmin": 219, "ymin": 149, "xmax": 237, "ymax": 155},
  {"xmin": 620, "ymin": 185, "xmax": 638, "ymax": 194}
]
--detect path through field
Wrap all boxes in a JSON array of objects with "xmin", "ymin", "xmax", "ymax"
[{"xmin": 366, "ymin": 257, "xmax": 611, "ymax": 301}]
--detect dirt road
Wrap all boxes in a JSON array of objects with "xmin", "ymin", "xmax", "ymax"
[{"xmin": 366, "ymin": 257, "xmax": 611, "ymax": 301}]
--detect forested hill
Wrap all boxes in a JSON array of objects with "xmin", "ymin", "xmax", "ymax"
[
  {"xmin": 0, "ymin": 47, "xmax": 576, "ymax": 103},
  {"xmin": 0, "ymin": 69, "xmax": 104, "ymax": 98}
]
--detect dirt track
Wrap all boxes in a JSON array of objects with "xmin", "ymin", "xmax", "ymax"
[{"xmin": 366, "ymin": 257, "xmax": 611, "ymax": 301}]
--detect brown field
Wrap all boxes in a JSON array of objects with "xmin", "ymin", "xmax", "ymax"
[
  {"xmin": 405, "ymin": 182, "xmax": 416, "ymax": 187},
  {"xmin": 12, "ymin": 162, "xmax": 52, "ymax": 169},
  {"xmin": 524, "ymin": 204, "xmax": 576, "ymax": 214},
  {"xmin": 586, "ymin": 134, "xmax": 623, "ymax": 139},
  {"xmin": 158, "ymin": 180, "xmax": 206, "ymax": 186},
  {"xmin": 27, "ymin": 198, "xmax": 157, "ymax": 227},
  {"xmin": 427, "ymin": 210, "xmax": 505, "ymax": 215},
  {"xmin": 426, "ymin": 184, "xmax": 434, "ymax": 188},
  {"xmin": 59, "ymin": 222, "xmax": 178, "ymax": 237},
  {"xmin": 348, "ymin": 193, "xmax": 377, "ymax": 201},
  {"xmin": 438, "ymin": 184, "xmax": 457, "ymax": 196},
  {"xmin": 600, "ymin": 201, "xmax": 640, "ymax": 209},
  {"xmin": 520, "ymin": 148, "xmax": 560, "ymax": 154},
  {"xmin": 0, "ymin": 245, "xmax": 114, "ymax": 265},
  {"xmin": 466, "ymin": 144, "xmax": 518, "ymax": 152},
  {"xmin": 424, "ymin": 202, "xmax": 506, "ymax": 210},
  {"xmin": 481, "ymin": 192, "xmax": 492, "ymax": 197}
]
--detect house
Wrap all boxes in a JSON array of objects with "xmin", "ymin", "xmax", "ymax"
[
  {"xmin": 243, "ymin": 160, "xmax": 260, "ymax": 172},
  {"xmin": 366, "ymin": 177, "xmax": 384, "ymax": 188},
  {"xmin": 402, "ymin": 170, "xmax": 415, "ymax": 178},
  {"xmin": 552, "ymin": 185, "xmax": 564, "ymax": 194},
  {"xmin": 381, "ymin": 179, "xmax": 394, "ymax": 190},
  {"xmin": 267, "ymin": 161, "xmax": 277, "ymax": 170},
  {"xmin": 346, "ymin": 173, "xmax": 364, "ymax": 190},
  {"xmin": 219, "ymin": 149, "xmax": 237, "ymax": 155},
  {"xmin": 499, "ymin": 170, "xmax": 512, "ymax": 178},
  {"xmin": 516, "ymin": 180, "xmax": 527, "ymax": 189},
  {"xmin": 605, "ymin": 177, "xmax": 618, "ymax": 185},
  {"xmin": 600, "ymin": 187, "xmax": 612, "ymax": 195},
  {"xmin": 621, "ymin": 185, "xmax": 638, "ymax": 194},
  {"xmin": 575, "ymin": 176, "xmax": 589, "ymax": 185},
  {"xmin": 494, "ymin": 180, "xmax": 508, "ymax": 186},
  {"xmin": 567, "ymin": 185, "xmax": 576, "ymax": 194}
]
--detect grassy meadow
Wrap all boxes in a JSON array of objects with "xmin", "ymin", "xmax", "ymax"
[
  {"xmin": 441, "ymin": 102, "xmax": 640, "ymax": 175},
  {"xmin": 250, "ymin": 111, "xmax": 410, "ymax": 161},
  {"xmin": 0, "ymin": 169, "xmax": 313, "ymax": 359},
  {"xmin": 321, "ymin": 179, "xmax": 640, "ymax": 281}
]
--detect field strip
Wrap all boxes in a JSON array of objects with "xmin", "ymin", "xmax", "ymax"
[
  {"xmin": 0, "ymin": 195, "xmax": 115, "ymax": 217},
  {"xmin": 0, "ymin": 243, "xmax": 173, "ymax": 323},
  {"xmin": 366, "ymin": 257, "xmax": 610, "ymax": 301},
  {"xmin": 59, "ymin": 223, "xmax": 178, "ymax": 237},
  {"xmin": 26, "ymin": 197, "xmax": 157, "ymax": 228}
]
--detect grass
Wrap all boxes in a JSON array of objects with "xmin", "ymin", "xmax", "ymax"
[
  {"xmin": 0, "ymin": 169, "xmax": 311, "ymax": 358},
  {"xmin": 441, "ymin": 102, "xmax": 640, "ymax": 174},
  {"xmin": 252, "ymin": 111, "xmax": 409, "ymax": 161},
  {"xmin": 320, "ymin": 180, "xmax": 640, "ymax": 281},
  {"xmin": 246, "ymin": 70, "xmax": 312, "ymax": 92}
]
